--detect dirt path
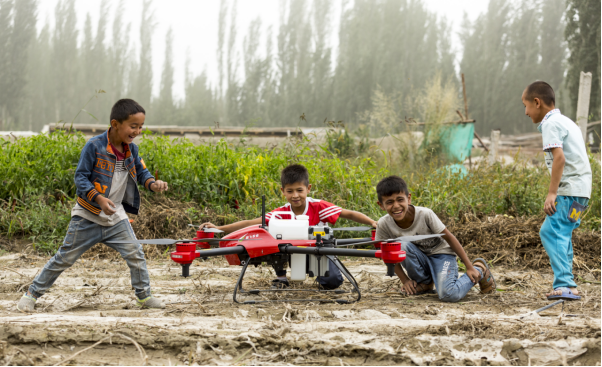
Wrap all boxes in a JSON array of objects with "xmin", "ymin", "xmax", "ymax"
[{"xmin": 0, "ymin": 252, "xmax": 600, "ymax": 366}]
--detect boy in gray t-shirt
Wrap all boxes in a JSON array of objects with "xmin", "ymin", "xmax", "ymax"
[
  {"xmin": 375, "ymin": 176, "xmax": 495, "ymax": 302},
  {"xmin": 522, "ymin": 81, "xmax": 592, "ymax": 301}
]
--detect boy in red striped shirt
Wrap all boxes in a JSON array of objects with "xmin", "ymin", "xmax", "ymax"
[{"xmin": 201, "ymin": 164, "xmax": 377, "ymax": 289}]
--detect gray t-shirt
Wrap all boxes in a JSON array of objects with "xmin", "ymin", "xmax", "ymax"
[
  {"xmin": 375, "ymin": 205, "xmax": 455, "ymax": 256},
  {"xmin": 538, "ymin": 109, "xmax": 592, "ymax": 198},
  {"xmin": 72, "ymin": 160, "xmax": 129, "ymax": 226}
]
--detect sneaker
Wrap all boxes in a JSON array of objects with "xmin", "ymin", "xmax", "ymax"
[
  {"xmin": 472, "ymin": 258, "xmax": 496, "ymax": 294},
  {"xmin": 136, "ymin": 296, "xmax": 165, "ymax": 309},
  {"xmin": 17, "ymin": 293, "xmax": 37, "ymax": 313},
  {"xmin": 271, "ymin": 278, "xmax": 290, "ymax": 289}
]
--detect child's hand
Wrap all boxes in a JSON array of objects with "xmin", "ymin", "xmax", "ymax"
[
  {"xmin": 401, "ymin": 279, "xmax": 418, "ymax": 295},
  {"xmin": 371, "ymin": 220, "xmax": 378, "ymax": 228},
  {"xmin": 466, "ymin": 266, "xmax": 481, "ymax": 284},
  {"xmin": 97, "ymin": 197, "xmax": 116, "ymax": 215},
  {"xmin": 151, "ymin": 180, "xmax": 169, "ymax": 192},
  {"xmin": 199, "ymin": 222, "xmax": 217, "ymax": 230},
  {"xmin": 544, "ymin": 193, "xmax": 557, "ymax": 216}
]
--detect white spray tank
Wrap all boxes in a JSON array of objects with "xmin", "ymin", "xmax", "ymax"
[{"xmin": 268, "ymin": 213, "xmax": 309, "ymax": 281}]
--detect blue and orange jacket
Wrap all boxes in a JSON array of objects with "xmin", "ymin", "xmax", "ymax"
[{"xmin": 74, "ymin": 129, "xmax": 155, "ymax": 216}]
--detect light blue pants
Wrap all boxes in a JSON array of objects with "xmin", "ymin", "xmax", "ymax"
[
  {"xmin": 29, "ymin": 216, "xmax": 152, "ymax": 299},
  {"xmin": 400, "ymin": 242, "xmax": 481, "ymax": 302},
  {"xmin": 540, "ymin": 196, "xmax": 588, "ymax": 289}
]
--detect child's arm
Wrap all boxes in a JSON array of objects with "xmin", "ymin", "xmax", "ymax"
[
  {"xmin": 544, "ymin": 147, "xmax": 565, "ymax": 216},
  {"xmin": 339, "ymin": 209, "xmax": 378, "ymax": 228},
  {"xmin": 441, "ymin": 229, "xmax": 480, "ymax": 283},
  {"xmin": 200, "ymin": 218, "xmax": 263, "ymax": 234},
  {"xmin": 132, "ymin": 146, "xmax": 168, "ymax": 192}
]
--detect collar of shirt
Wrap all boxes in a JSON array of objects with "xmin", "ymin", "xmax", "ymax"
[{"xmin": 537, "ymin": 108, "xmax": 561, "ymax": 132}]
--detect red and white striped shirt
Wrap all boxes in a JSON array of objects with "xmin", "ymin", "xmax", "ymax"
[{"xmin": 265, "ymin": 197, "xmax": 342, "ymax": 226}]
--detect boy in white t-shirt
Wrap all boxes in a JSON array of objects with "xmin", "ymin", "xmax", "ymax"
[
  {"xmin": 522, "ymin": 81, "xmax": 592, "ymax": 300},
  {"xmin": 201, "ymin": 164, "xmax": 377, "ymax": 289},
  {"xmin": 375, "ymin": 176, "xmax": 495, "ymax": 301}
]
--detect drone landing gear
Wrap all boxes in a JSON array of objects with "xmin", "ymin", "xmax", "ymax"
[{"xmin": 233, "ymin": 255, "xmax": 361, "ymax": 304}]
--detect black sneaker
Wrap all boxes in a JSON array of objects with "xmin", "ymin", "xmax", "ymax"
[{"xmin": 271, "ymin": 278, "xmax": 290, "ymax": 289}]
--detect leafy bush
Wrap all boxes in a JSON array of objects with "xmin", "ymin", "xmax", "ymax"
[{"xmin": 0, "ymin": 131, "xmax": 599, "ymax": 253}]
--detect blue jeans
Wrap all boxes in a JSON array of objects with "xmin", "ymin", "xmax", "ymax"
[
  {"xmin": 29, "ymin": 216, "xmax": 151, "ymax": 299},
  {"xmin": 540, "ymin": 196, "xmax": 588, "ymax": 289},
  {"xmin": 400, "ymin": 242, "xmax": 481, "ymax": 302}
]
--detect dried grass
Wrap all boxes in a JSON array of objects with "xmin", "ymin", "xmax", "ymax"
[{"xmin": 448, "ymin": 213, "xmax": 601, "ymax": 271}]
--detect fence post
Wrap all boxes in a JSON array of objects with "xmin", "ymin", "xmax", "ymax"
[
  {"xmin": 489, "ymin": 129, "xmax": 501, "ymax": 165},
  {"xmin": 576, "ymin": 71, "xmax": 592, "ymax": 142}
]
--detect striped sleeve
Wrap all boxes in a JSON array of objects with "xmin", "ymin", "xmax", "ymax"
[
  {"xmin": 86, "ymin": 188, "xmax": 100, "ymax": 202},
  {"xmin": 318, "ymin": 201, "xmax": 342, "ymax": 224}
]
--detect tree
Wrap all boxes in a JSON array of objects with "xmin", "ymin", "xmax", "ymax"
[
  {"xmin": 154, "ymin": 27, "xmax": 175, "ymax": 124},
  {"xmin": 133, "ymin": 0, "xmax": 155, "ymax": 110},
  {"xmin": 565, "ymin": 0, "xmax": 601, "ymax": 121}
]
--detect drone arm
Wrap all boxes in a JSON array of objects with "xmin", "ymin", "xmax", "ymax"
[
  {"xmin": 335, "ymin": 237, "xmax": 372, "ymax": 246},
  {"xmin": 196, "ymin": 246, "xmax": 247, "ymax": 257},
  {"xmin": 280, "ymin": 244, "xmax": 378, "ymax": 258}
]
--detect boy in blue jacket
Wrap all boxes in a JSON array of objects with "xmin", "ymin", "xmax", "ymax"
[
  {"xmin": 17, "ymin": 99, "xmax": 169, "ymax": 312},
  {"xmin": 522, "ymin": 81, "xmax": 592, "ymax": 300}
]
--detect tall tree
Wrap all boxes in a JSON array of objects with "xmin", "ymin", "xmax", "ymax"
[
  {"xmin": 52, "ymin": 0, "xmax": 79, "ymax": 122},
  {"xmin": 0, "ymin": 0, "xmax": 13, "ymax": 128},
  {"xmin": 565, "ymin": 0, "xmax": 601, "ymax": 121},
  {"xmin": 134, "ymin": 0, "xmax": 155, "ymax": 110},
  {"xmin": 154, "ymin": 27, "xmax": 174, "ymax": 124}
]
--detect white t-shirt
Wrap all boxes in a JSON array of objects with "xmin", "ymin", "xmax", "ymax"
[
  {"xmin": 71, "ymin": 160, "xmax": 129, "ymax": 226},
  {"xmin": 375, "ymin": 205, "xmax": 455, "ymax": 256},
  {"xmin": 538, "ymin": 109, "xmax": 592, "ymax": 198}
]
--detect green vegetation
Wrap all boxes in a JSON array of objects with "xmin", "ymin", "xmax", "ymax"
[{"xmin": 1, "ymin": 131, "xmax": 599, "ymax": 254}]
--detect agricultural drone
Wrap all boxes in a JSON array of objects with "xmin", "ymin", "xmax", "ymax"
[{"xmin": 136, "ymin": 196, "xmax": 442, "ymax": 304}]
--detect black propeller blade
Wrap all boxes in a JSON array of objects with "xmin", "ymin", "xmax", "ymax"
[
  {"xmin": 335, "ymin": 233, "xmax": 444, "ymax": 247},
  {"xmin": 135, "ymin": 238, "xmax": 261, "ymax": 245},
  {"xmin": 331, "ymin": 226, "xmax": 374, "ymax": 232}
]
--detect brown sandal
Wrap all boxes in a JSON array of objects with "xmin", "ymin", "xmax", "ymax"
[{"xmin": 472, "ymin": 258, "xmax": 496, "ymax": 294}]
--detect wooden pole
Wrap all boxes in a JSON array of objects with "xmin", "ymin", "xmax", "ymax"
[
  {"xmin": 576, "ymin": 71, "xmax": 592, "ymax": 142},
  {"xmin": 489, "ymin": 129, "xmax": 501, "ymax": 165}
]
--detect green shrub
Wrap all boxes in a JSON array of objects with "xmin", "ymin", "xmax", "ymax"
[{"xmin": 0, "ymin": 131, "xmax": 599, "ymax": 254}]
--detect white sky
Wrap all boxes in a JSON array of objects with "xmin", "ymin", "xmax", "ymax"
[{"xmin": 37, "ymin": 0, "xmax": 489, "ymax": 100}]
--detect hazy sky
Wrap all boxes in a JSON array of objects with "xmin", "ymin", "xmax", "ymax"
[{"xmin": 37, "ymin": 0, "xmax": 489, "ymax": 99}]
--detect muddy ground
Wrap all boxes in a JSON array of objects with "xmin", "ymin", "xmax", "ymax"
[{"xmin": 0, "ymin": 250, "xmax": 600, "ymax": 366}]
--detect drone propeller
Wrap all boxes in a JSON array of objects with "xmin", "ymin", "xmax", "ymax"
[
  {"xmin": 187, "ymin": 225, "xmax": 224, "ymax": 233},
  {"xmin": 331, "ymin": 226, "xmax": 373, "ymax": 232},
  {"xmin": 336, "ymin": 233, "xmax": 444, "ymax": 247},
  {"xmin": 135, "ymin": 238, "xmax": 261, "ymax": 245}
]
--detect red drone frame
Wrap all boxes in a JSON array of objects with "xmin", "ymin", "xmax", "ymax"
[{"xmin": 136, "ymin": 196, "xmax": 441, "ymax": 304}]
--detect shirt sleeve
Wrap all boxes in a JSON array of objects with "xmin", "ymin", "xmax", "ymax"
[
  {"xmin": 425, "ymin": 209, "xmax": 446, "ymax": 234},
  {"xmin": 318, "ymin": 201, "xmax": 342, "ymax": 224},
  {"xmin": 542, "ymin": 120, "xmax": 567, "ymax": 151},
  {"xmin": 375, "ymin": 217, "xmax": 390, "ymax": 240}
]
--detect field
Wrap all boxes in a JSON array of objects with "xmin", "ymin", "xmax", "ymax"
[
  {"xmin": 0, "ymin": 132, "xmax": 600, "ymax": 365},
  {"xmin": 1, "ymin": 248, "xmax": 601, "ymax": 366}
]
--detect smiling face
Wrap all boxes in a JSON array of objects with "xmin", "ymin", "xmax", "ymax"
[
  {"xmin": 521, "ymin": 89, "xmax": 545, "ymax": 124},
  {"xmin": 378, "ymin": 191, "xmax": 411, "ymax": 222},
  {"xmin": 281, "ymin": 182, "xmax": 311, "ymax": 213},
  {"xmin": 110, "ymin": 112, "xmax": 145, "ymax": 145}
]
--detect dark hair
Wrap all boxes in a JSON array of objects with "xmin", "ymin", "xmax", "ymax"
[
  {"xmin": 110, "ymin": 99, "xmax": 146, "ymax": 123},
  {"xmin": 281, "ymin": 164, "xmax": 309, "ymax": 187},
  {"xmin": 524, "ymin": 81, "xmax": 555, "ymax": 106},
  {"xmin": 376, "ymin": 176, "xmax": 409, "ymax": 202}
]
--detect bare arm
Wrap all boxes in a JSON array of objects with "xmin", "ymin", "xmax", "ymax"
[
  {"xmin": 339, "ymin": 209, "xmax": 378, "ymax": 228},
  {"xmin": 201, "ymin": 217, "xmax": 262, "ymax": 234},
  {"xmin": 544, "ymin": 147, "xmax": 565, "ymax": 216},
  {"xmin": 441, "ymin": 228, "xmax": 480, "ymax": 283}
]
